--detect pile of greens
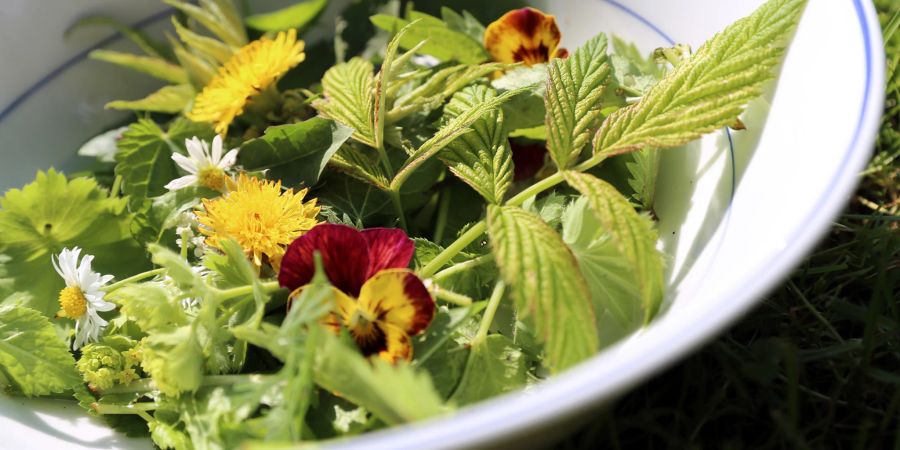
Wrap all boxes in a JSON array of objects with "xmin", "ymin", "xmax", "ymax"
[{"xmin": 0, "ymin": 0, "xmax": 807, "ymax": 447}]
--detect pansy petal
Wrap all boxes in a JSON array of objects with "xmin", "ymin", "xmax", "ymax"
[
  {"xmin": 360, "ymin": 228, "xmax": 415, "ymax": 279},
  {"xmin": 278, "ymin": 224, "xmax": 369, "ymax": 296},
  {"xmin": 484, "ymin": 7, "xmax": 562, "ymax": 66},
  {"xmin": 358, "ymin": 269, "xmax": 434, "ymax": 336},
  {"xmin": 376, "ymin": 322, "xmax": 413, "ymax": 363}
]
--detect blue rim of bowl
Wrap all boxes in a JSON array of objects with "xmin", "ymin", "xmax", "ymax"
[{"xmin": 0, "ymin": 1, "xmax": 882, "ymax": 449}]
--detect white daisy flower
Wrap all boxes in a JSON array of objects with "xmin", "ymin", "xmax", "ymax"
[
  {"xmin": 53, "ymin": 247, "xmax": 116, "ymax": 350},
  {"xmin": 165, "ymin": 135, "xmax": 238, "ymax": 192}
]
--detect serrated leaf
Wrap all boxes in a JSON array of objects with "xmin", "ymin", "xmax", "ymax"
[
  {"xmin": 313, "ymin": 58, "xmax": 377, "ymax": 148},
  {"xmin": 391, "ymin": 87, "xmax": 525, "ymax": 191},
  {"xmin": 141, "ymin": 325, "xmax": 204, "ymax": 396},
  {"xmin": 164, "ymin": 0, "xmax": 246, "ymax": 47},
  {"xmin": 492, "ymin": 64, "xmax": 549, "ymax": 131},
  {"xmin": 373, "ymin": 19, "xmax": 420, "ymax": 152},
  {"xmin": 313, "ymin": 328, "xmax": 446, "ymax": 425},
  {"xmin": 315, "ymin": 174, "xmax": 391, "ymax": 224},
  {"xmin": 245, "ymin": 0, "xmax": 327, "ymax": 32},
  {"xmin": 486, "ymin": 205, "xmax": 598, "ymax": 371},
  {"xmin": 329, "ymin": 144, "xmax": 391, "ymax": 190},
  {"xmin": 238, "ymin": 118, "xmax": 354, "ymax": 188},
  {"xmin": 545, "ymin": 34, "xmax": 611, "ymax": 169},
  {"xmin": 106, "ymin": 84, "xmax": 194, "ymax": 114},
  {"xmin": 370, "ymin": 12, "xmax": 488, "ymax": 64},
  {"xmin": 440, "ymin": 85, "xmax": 513, "ymax": 204},
  {"xmin": 89, "ymin": 50, "xmax": 188, "ymax": 84},
  {"xmin": 115, "ymin": 118, "xmax": 215, "ymax": 207},
  {"xmin": 440, "ymin": 7, "xmax": 485, "ymax": 43},
  {"xmin": 593, "ymin": 0, "xmax": 807, "ymax": 158},
  {"xmin": 171, "ymin": 18, "xmax": 233, "ymax": 64},
  {"xmin": 0, "ymin": 305, "xmax": 80, "ymax": 396},
  {"xmin": 563, "ymin": 171, "xmax": 663, "ymax": 321},
  {"xmin": 625, "ymin": 147, "xmax": 660, "ymax": 209},
  {"xmin": 450, "ymin": 334, "xmax": 527, "ymax": 405}
]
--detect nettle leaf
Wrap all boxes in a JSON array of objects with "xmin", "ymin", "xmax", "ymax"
[
  {"xmin": 0, "ymin": 305, "xmax": 80, "ymax": 396},
  {"xmin": 545, "ymin": 33, "xmax": 612, "ymax": 169},
  {"xmin": 450, "ymin": 334, "xmax": 527, "ymax": 406},
  {"xmin": 370, "ymin": 11, "xmax": 488, "ymax": 64},
  {"xmin": 238, "ymin": 118, "xmax": 354, "ymax": 188},
  {"xmin": 486, "ymin": 205, "xmax": 598, "ymax": 371},
  {"xmin": 106, "ymin": 84, "xmax": 194, "ymax": 114},
  {"xmin": 313, "ymin": 57, "xmax": 377, "ymax": 148},
  {"xmin": 329, "ymin": 144, "xmax": 391, "ymax": 190},
  {"xmin": 115, "ymin": 118, "xmax": 215, "ymax": 208},
  {"xmin": 593, "ymin": 0, "xmax": 808, "ymax": 158},
  {"xmin": 314, "ymin": 329, "xmax": 446, "ymax": 425},
  {"xmin": 245, "ymin": 0, "xmax": 327, "ymax": 32},
  {"xmin": 89, "ymin": 50, "xmax": 188, "ymax": 84},
  {"xmin": 562, "ymin": 197, "xmax": 643, "ymax": 344},
  {"xmin": 391, "ymin": 87, "xmax": 525, "ymax": 191},
  {"xmin": 440, "ymin": 85, "xmax": 513, "ymax": 204},
  {"xmin": 563, "ymin": 171, "xmax": 663, "ymax": 321},
  {"xmin": 0, "ymin": 170, "xmax": 147, "ymax": 316},
  {"xmin": 625, "ymin": 148, "xmax": 660, "ymax": 210}
]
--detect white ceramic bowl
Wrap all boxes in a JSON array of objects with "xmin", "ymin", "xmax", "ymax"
[{"xmin": 0, "ymin": 1, "xmax": 884, "ymax": 449}]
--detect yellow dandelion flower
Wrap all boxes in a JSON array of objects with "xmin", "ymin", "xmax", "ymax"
[
  {"xmin": 196, "ymin": 174, "xmax": 320, "ymax": 269},
  {"xmin": 187, "ymin": 29, "xmax": 306, "ymax": 135}
]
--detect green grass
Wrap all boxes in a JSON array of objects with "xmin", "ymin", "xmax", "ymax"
[{"xmin": 560, "ymin": 2, "xmax": 900, "ymax": 448}]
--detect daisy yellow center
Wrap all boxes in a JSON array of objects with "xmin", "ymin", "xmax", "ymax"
[
  {"xmin": 187, "ymin": 29, "xmax": 306, "ymax": 135},
  {"xmin": 196, "ymin": 174, "xmax": 320, "ymax": 269},
  {"xmin": 58, "ymin": 286, "xmax": 87, "ymax": 319},
  {"xmin": 197, "ymin": 166, "xmax": 228, "ymax": 192}
]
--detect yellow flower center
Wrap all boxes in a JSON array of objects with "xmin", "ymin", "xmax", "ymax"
[
  {"xmin": 197, "ymin": 166, "xmax": 229, "ymax": 192},
  {"xmin": 58, "ymin": 286, "xmax": 87, "ymax": 319}
]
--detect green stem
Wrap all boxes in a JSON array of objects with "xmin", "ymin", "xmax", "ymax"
[
  {"xmin": 102, "ymin": 268, "xmax": 166, "ymax": 292},
  {"xmin": 432, "ymin": 286, "xmax": 473, "ymax": 307},
  {"xmin": 389, "ymin": 189, "xmax": 409, "ymax": 231},
  {"xmin": 109, "ymin": 175, "xmax": 123, "ymax": 199},
  {"xmin": 418, "ymin": 221, "xmax": 487, "ymax": 279},
  {"xmin": 506, "ymin": 171, "xmax": 566, "ymax": 207},
  {"xmin": 100, "ymin": 374, "xmax": 273, "ymax": 396},
  {"xmin": 472, "ymin": 281, "xmax": 505, "ymax": 346},
  {"xmin": 215, "ymin": 280, "xmax": 280, "ymax": 301},
  {"xmin": 433, "ymin": 186, "xmax": 452, "ymax": 244},
  {"xmin": 432, "ymin": 254, "xmax": 494, "ymax": 283},
  {"xmin": 92, "ymin": 402, "xmax": 158, "ymax": 415}
]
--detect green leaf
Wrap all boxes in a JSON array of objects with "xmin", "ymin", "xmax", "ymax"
[
  {"xmin": 625, "ymin": 148, "xmax": 660, "ymax": 210},
  {"xmin": 0, "ymin": 305, "xmax": 80, "ymax": 396},
  {"xmin": 562, "ymin": 197, "xmax": 643, "ymax": 344},
  {"xmin": 545, "ymin": 34, "xmax": 612, "ymax": 169},
  {"xmin": 486, "ymin": 205, "xmax": 598, "ymax": 371},
  {"xmin": 149, "ymin": 244, "xmax": 206, "ymax": 297},
  {"xmin": 89, "ymin": 50, "xmax": 188, "ymax": 84},
  {"xmin": 106, "ymin": 84, "xmax": 194, "ymax": 114},
  {"xmin": 440, "ymin": 8, "xmax": 485, "ymax": 43},
  {"xmin": 315, "ymin": 174, "xmax": 392, "ymax": 224},
  {"xmin": 492, "ymin": 64, "xmax": 549, "ymax": 131},
  {"xmin": 66, "ymin": 15, "xmax": 172, "ymax": 59},
  {"xmin": 313, "ymin": 57, "xmax": 377, "ymax": 148},
  {"xmin": 164, "ymin": 0, "xmax": 247, "ymax": 47},
  {"xmin": 115, "ymin": 118, "xmax": 215, "ymax": 208},
  {"xmin": 451, "ymin": 334, "xmax": 527, "ymax": 405},
  {"xmin": 245, "ymin": 0, "xmax": 328, "ymax": 32},
  {"xmin": 171, "ymin": 18, "xmax": 233, "ymax": 64},
  {"xmin": 314, "ymin": 329, "xmax": 446, "ymax": 425},
  {"xmin": 370, "ymin": 12, "xmax": 488, "ymax": 64},
  {"xmin": 391, "ymin": 87, "xmax": 525, "ymax": 191},
  {"xmin": 329, "ymin": 144, "xmax": 391, "ymax": 190},
  {"xmin": 238, "ymin": 118, "xmax": 354, "ymax": 188},
  {"xmin": 440, "ymin": 85, "xmax": 513, "ymax": 204},
  {"xmin": 563, "ymin": 171, "xmax": 664, "ymax": 321},
  {"xmin": 110, "ymin": 283, "xmax": 188, "ymax": 332},
  {"xmin": 593, "ymin": 0, "xmax": 808, "ymax": 158},
  {"xmin": 141, "ymin": 325, "xmax": 204, "ymax": 396},
  {"xmin": 0, "ymin": 170, "xmax": 147, "ymax": 316}
]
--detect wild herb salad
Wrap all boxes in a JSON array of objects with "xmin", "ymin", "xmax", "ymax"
[{"xmin": 0, "ymin": 0, "xmax": 805, "ymax": 447}]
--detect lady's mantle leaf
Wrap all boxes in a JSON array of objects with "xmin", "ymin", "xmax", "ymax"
[
  {"xmin": 593, "ymin": 0, "xmax": 808, "ymax": 158},
  {"xmin": 450, "ymin": 334, "xmax": 527, "ymax": 405},
  {"xmin": 563, "ymin": 172, "xmax": 663, "ymax": 321},
  {"xmin": 313, "ymin": 58, "xmax": 377, "ymax": 148},
  {"xmin": 545, "ymin": 33, "xmax": 611, "ymax": 169},
  {"xmin": 486, "ymin": 205, "xmax": 598, "ymax": 371},
  {"xmin": 0, "ymin": 170, "xmax": 146, "ymax": 316},
  {"xmin": 440, "ymin": 85, "xmax": 513, "ymax": 204},
  {"xmin": 0, "ymin": 305, "xmax": 80, "ymax": 396},
  {"xmin": 115, "ymin": 118, "xmax": 215, "ymax": 208},
  {"xmin": 238, "ymin": 117, "xmax": 354, "ymax": 188}
]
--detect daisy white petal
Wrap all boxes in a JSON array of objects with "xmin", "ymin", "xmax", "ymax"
[
  {"xmin": 185, "ymin": 137, "xmax": 207, "ymax": 162},
  {"xmin": 172, "ymin": 152, "xmax": 198, "ymax": 174},
  {"xmin": 218, "ymin": 149, "xmax": 239, "ymax": 170},
  {"xmin": 210, "ymin": 134, "xmax": 224, "ymax": 165},
  {"xmin": 166, "ymin": 175, "xmax": 199, "ymax": 191}
]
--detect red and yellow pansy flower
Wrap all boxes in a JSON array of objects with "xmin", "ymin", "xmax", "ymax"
[
  {"xmin": 278, "ymin": 224, "xmax": 434, "ymax": 363},
  {"xmin": 484, "ymin": 7, "xmax": 568, "ymax": 66}
]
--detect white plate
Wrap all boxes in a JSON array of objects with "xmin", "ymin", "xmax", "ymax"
[{"xmin": 0, "ymin": 1, "xmax": 883, "ymax": 449}]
